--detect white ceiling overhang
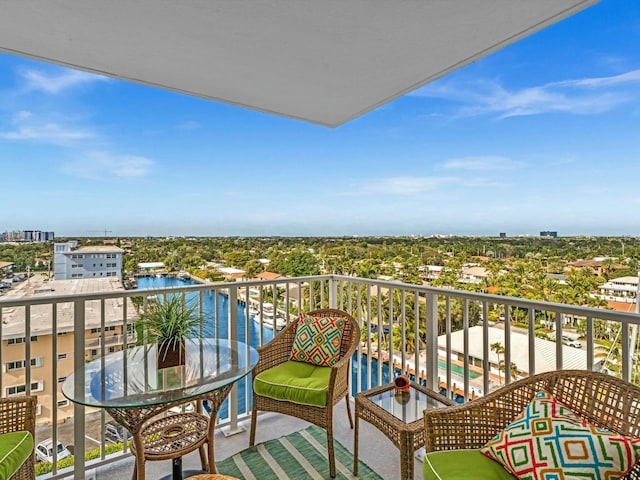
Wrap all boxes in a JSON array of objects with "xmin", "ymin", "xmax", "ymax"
[{"xmin": 0, "ymin": 1, "xmax": 599, "ymax": 127}]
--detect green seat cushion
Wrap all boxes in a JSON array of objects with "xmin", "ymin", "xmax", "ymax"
[
  {"xmin": 253, "ymin": 360, "xmax": 332, "ymax": 407},
  {"xmin": 0, "ymin": 431, "xmax": 34, "ymax": 479},
  {"xmin": 423, "ymin": 449, "xmax": 515, "ymax": 480}
]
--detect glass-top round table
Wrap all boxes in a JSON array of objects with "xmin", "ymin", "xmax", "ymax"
[{"xmin": 62, "ymin": 338, "xmax": 259, "ymax": 480}]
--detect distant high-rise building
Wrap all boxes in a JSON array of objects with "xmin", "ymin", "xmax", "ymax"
[
  {"xmin": 54, "ymin": 241, "xmax": 124, "ymax": 281},
  {"xmin": 0, "ymin": 230, "xmax": 55, "ymax": 242},
  {"xmin": 499, "ymin": 232, "xmax": 506, "ymax": 238},
  {"xmin": 540, "ymin": 231, "xmax": 558, "ymax": 238}
]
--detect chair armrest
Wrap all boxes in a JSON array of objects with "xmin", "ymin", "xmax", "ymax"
[
  {"xmin": 0, "ymin": 396, "xmax": 37, "ymax": 436},
  {"xmin": 253, "ymin": 321, "xmax": 298, "ymax": 376},
  {"xmin": 328, "ymin": 349, "xmax": 352, "ymax": 400},
  {"xmin": 424, "ymin": 381, "xmax": 539, "ymax": 452},
  {"xmin": 328, "ymin": 324, "xmax": 360, "ymax": 400},
  {"xmin": 423, "ymin": 401, "xmax": 510, "ymax": 451}
]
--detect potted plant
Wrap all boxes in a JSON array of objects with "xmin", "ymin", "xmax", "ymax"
[{"xmin": 140, "ymin": 295, "xmax": 202, "ymax": 369}]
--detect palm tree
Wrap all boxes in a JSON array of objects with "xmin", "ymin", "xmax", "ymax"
[
  {"xmin": 601, "ymin": 257, "xmax": 617, "ymax": 280},
  {"xmin": 595, "ymin": 328, "xmax": 624, "ymax": 376},
  {"xmin": 499, "ymin": 360, "xmax": 521, "ymax": 382},
  {"xmin": 490, "ymin": 341, "xmax": 505, "ymax": 385}
]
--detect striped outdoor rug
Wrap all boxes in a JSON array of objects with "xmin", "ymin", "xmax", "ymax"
[{"xmin": 216, "ymin": 425, "xmax": 383, "ymax": 479}]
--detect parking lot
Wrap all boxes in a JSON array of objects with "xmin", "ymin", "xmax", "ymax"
[
  {"xmin": 34, "ymin": 410, "xmax": 115, "ymax": 458},
  {"xmin": 33, "ymin": 406, "xmax": 194, "ymax": 460}
]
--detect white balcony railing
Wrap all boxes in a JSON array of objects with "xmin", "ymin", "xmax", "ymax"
[{"xmin": 0, "ymin": 275, "xmax": 638, "ymax": 479}]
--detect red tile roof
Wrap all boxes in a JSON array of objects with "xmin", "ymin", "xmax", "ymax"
[
  {"xmin": 606, "ymin": 300, "xmax": 637, "ymax": 313},
  {"xmin": 257, "ymin": 271, "xmax": 282, "ymax": 280}
]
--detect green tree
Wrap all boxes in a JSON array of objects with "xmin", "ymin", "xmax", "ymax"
[
  {"xmin": 270, "ymin": 250, "xmax": 320, "ymax": 277},
  {"xmin": 491, "ymin": 341, "xmax": 505, "ymax": 385}
]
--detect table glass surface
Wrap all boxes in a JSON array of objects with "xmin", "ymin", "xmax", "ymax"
[
  {"xmin": 62, "ymin": 338, "xmax": 258, "ymax": 409},
  {"xmin": 367, "ymin": 385, "xmax": 449, "ymax": 424}
]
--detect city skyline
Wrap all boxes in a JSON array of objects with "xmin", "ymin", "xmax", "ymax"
[{"xmin": 1, "ymin": 0, "xmax": 639, "ymax": 237}]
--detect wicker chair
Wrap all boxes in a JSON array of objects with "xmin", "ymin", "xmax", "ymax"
[
  {"xmin": 423, "ymin": 370, "xmax": 640, "ymax": 479},
  {"xmin": 0, "ymin": 395, "xmax": 37, "ymax": 480},
  {"xmin": 249, "ymin": 308, "xmax": 360, "ymax": 478}
]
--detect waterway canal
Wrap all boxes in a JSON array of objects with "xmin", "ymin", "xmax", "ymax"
[{"xmin": 136, "ymin": 276, "xmax": 405, "ymax": 416}]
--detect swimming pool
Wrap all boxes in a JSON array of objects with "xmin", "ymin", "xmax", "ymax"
[
  {"xmin": 353, "ymin": 354, "xmax": 482, "ymax": 394},
  {"xmin": 439, "ymin": 359, "xmax": 481, "ymax": 379}
]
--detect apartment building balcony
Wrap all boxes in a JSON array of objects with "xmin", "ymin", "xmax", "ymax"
[
  {"xmin": 1, "ymin": 275, "xmax": 638, "ymax": 479},
  {"xmin": 84, "ymin": 333, "xmax": 138, "ymax": 350}
]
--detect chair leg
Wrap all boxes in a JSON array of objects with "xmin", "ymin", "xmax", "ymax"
[
  {"xmin": 198, "ymin": 444, "xmax": 208, "ymax": 471},
  {"xmin": 327, "ymin": 424, "xmax": 336, "ymax": 478},
  {"xmin": 345, "ymin": 394, "xmax": 354, "ymax": 429},
  {"xmin": 249, "ymin": 405, "xmax": 258, "ymax": 446}
]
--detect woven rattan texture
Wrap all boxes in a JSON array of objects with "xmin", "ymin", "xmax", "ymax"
[
  {"xmin": 130, "ymin": 412, "xmax": 209, "ymax": 461},
  {"xmin": 423, "ymin": 369, "xmax": 640, "ymax": 480},
  {"xmin": 1, "ymin": 395, "xmax": 36, "ymax": 480},
  {"xmin": 111, "ymin": 382, "xmax": 234, "ymax": 479},
  {"xmin": 250, "ymin": 308, "xmax": 361, "ymax": 478}
]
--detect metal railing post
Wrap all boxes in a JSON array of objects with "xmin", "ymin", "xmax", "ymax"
[
  {"xmin": 73, "ymin": 299, "xmax": 86, "ymax": 478},
  {"xmin": 223, "ymin": 286, "xmax": 244, "ymax": 436},
  {"xmin": 328, "ymin": 276, "xmax": 338, "ymax": 309},
  {"xmin": 425, "ymin": 292, "xmax": 438, "ymax": 391}
]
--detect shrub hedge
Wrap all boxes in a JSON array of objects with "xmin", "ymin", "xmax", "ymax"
[{"xmin": 34, "ymin": 442, "xmax": 129, "ymax": 476}]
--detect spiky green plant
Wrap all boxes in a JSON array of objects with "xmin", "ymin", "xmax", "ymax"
[{"xmin": 140, "ymin": 295, "xmax": 202, "ymax": 350}]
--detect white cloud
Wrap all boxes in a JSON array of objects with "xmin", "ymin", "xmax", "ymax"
[
  {"xmin": 441, "ymin": 156, "xmax": 522, "ymax": 171},
  {"xmin": 0, "ymin": 110, "xmax": 95, "ymax": 145},
  {"xmin": 63, "ymin": 152, "xmax": 154, "ymax": 180},
  {"xmin": 554, "ymin": 70, "xmax": 640, "ymax": 88},
  {"xmin": 351, "ymin": 171, "xmax": 507, "ymax": 196},
  {"xmin": 14, "ymin": 110, "xmax": 32, "ymax": 121},
  {"xmin": 20, "ymin": 68, "xmax": 108, "ymax": 94},
  {"xmin": 177, "ymin": 120, "xmax": 200, "ymax": 130},
  {"xmin": 362, "ymin": 176, "xmax": 458, "ymax": 195},
  {"xmin": 0, "ymin": 123, "xmax": 94, "ymax": 143},
  {"xmin": 412, "ymin": 69, "xmax": 640, "ymax": 119}
]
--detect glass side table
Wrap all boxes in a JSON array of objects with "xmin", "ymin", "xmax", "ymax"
[
  {"xmin": 63, "ymin": 338, "xmax": 258, "ymax": 480},
  {"xmin": 354, "ymin": 381, "xmax": 455, "ymax": 480}
]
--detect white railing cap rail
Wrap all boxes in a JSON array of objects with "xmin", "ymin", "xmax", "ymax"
[{"xmin": 1, "ymin": 274, "xmax": 638, "ymax": 325}]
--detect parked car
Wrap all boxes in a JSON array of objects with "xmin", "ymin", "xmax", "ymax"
[
  {"xmin": 35, "ymin": 439, "xmax": 72, "ymax": 463},
  {"xmin": 561, "ymin": 335, "xmax": 581, "ymax": 348},
  {"xmin": 0, "ymin": 282, "xmax": 10, "ymax": 289},
  {"xmin": 104, "ymin": 421, "xmax": 131, "ymax": 443}
]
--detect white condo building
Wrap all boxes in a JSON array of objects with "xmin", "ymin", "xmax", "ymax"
[
  {"xmin": 54, "ymin": 241, "xmax": 124, "ymax": 281},
  {"xmin": 596, "ymin": 276, "xmax": 639, "ymax": 304}
]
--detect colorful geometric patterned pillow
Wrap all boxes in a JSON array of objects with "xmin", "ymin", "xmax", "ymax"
[
  {"xmin": 481, "ymin": 390, "xmax": 640, "ymax": 479},
  {"xmin": 289, "ymin": 314, "xmax": 346, "ymax": 367}
]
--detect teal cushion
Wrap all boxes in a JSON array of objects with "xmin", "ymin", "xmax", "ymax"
[
  {"xmin": 423, "ymin": 449, "xmax": 515, "ymax": 480},
  {"xmin": 0, "ymin": 431, "xmax": 34, "ymax": 479},
  {"xmin": 253, "ymin": 360, "xmax": 332, "ymax": 407}
]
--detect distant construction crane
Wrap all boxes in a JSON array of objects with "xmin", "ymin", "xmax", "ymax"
[{"xmin": 87, "ymin": 230, "xmax": 113, "ymax": 237}]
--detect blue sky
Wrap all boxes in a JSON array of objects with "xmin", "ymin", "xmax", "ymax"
[{"xmin": 1, "ymin": 1, "xmax": 640, "ymax": 238}]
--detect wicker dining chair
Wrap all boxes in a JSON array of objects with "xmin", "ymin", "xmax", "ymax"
[
  {"xmin": 250, "ymin": 308, "xmax": 360, "ymax": 478},
  {"xmin": 0, "ymin": 395, "xmax": 37, "ymax": 480},
  {"xmin": 423, "ymin": 370, "xmax": 640, "ymax": 480}
]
